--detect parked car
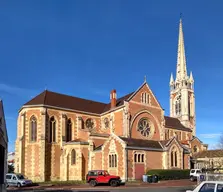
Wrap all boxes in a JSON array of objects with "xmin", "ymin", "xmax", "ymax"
[
  {"xmin": 86, "ymin": 170, "xmax": 123, "ymax": 187},
  {"xmin": 186, "ymin": 181, "xmax": 223, "ymax": 192},
  {"xmin": 190, "ymin": 169, "xmax": 202, "ymax": 181},
  {"xmin": 6, "ymin": 173, "xmax": 33, "ymax": 188}
]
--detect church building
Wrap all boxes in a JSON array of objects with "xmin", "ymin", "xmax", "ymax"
[{"xmin": 15, "ymin": 18, "xmax": 207, "ymax": 182}]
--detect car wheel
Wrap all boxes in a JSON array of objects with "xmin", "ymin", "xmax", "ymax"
[
  {"xmin": 17, "ymin": 183, "xmax": 21, "ymax": 188},
  {"xmin": 110, "ymin": 180, "xmax": 118, "ymax": 187},
  {"xmin": 89, "ymin": 180, "xmax": 97, "ymax": 187},
  {"xmin": 190, "ymin": 177, "xmax": 194, "ymax": 182}
]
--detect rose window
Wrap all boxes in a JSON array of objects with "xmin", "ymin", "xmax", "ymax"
[
  {"xmin": 85, "ymin": 118, "xmax": 94, "ymax": 130},
  {"xmin": 137, "ymin": 118, "xmax": 152, "ymax": 137}
]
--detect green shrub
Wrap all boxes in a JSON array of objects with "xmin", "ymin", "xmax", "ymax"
[{"xmin": 146, "ymin": 169, "xmax": 190, "ymax": 180}]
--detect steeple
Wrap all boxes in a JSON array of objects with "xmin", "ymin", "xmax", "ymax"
[
  {"xmin": 169, "ymin": 73, "xmax": 174, "ymax": 85},
  {"xmin": 176, "ymin": 17, "xmax": 187, "ymax": 81},
  {"xmin": 169, "ymin": 16, "xmax": 196, "ymax": 136}
]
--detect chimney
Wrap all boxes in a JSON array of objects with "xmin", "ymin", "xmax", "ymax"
[{"xmin": 110, "ymin": 89, "xmax": 117, "ymax": 108}]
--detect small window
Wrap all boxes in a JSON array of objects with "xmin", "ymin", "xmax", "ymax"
[
  {"xmin": 13, "ymin": 176, "xmax": 17, "ymax": 180},
  {"xmin": 199, "ymin": 183, "xmax": 215, "ymax": 192}
]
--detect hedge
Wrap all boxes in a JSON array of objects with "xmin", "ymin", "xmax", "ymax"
[{"xmin": 146, "ymin": 169, "xmax": 190, "ymax": 180}]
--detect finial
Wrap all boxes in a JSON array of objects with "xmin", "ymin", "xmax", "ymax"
[
  {"xmin": 180, "ymin": 13, "xmax": 182, "ymax": 19},
  {"xmin": 144, "ymin": 75, "xmax": 147, "ymax": 82},
  {"xmin": 45, "ymin": 86, "xmax": 47, "ymax": 91}
]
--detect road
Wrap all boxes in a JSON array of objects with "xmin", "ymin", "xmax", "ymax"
[{"xmin": 7, "ymin": 186, "xmax": 195, "ymax": 192}]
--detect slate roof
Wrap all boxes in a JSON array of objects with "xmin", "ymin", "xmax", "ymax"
[
  {"xmin": 164, "ymin": 116, "xmax": 192, "ymax": 132},
  {"xmin": 119, "ymin": 137, "xmax": 163, "ymax": 150},
  {"xmin": 23, "ymin": 90, "xmax": 191, "ymax": 133},
  {"xmin": 24, "ymin": 90, "xmax": 133, "ymax": 114},
  {"xmin": 193, "ymin": 150, "xmax": 223, "ymax": 159}
]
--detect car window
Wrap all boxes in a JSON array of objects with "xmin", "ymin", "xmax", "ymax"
[
  {"xmin": 6, "ymin": 175, "xmax": 11, "ymax": 180},
  {"xmin": 199, "ymin": 183, "xmax": 215, "ymax": 192},
  {"xmin": 88, "ymin": 171, "xmax": 97, "ymax": 176},
  {"xmin": 197, "ymin": 170, "xmax": 202, "ymax": 173},
  {"xmin": 16, "ymin": 174, "xmax": 25, "ymax": 180},
  {"xmin": 12, "ymin": 176, "xmax": 17, "ymax": 180},
  {"xmin": 191, "ymin": 170, "xmax": 195, "ymax": 173},
  {"xmin": 217, "ymin": 184, "xmax": 223, "ymax": 192}
]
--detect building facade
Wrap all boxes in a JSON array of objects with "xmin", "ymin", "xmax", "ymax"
[
  {"xmin": 0, "ymin": 100, "xmax": 8, "ymax": 192},
  {"xmin": 15, "ymin": 19, "xmax": 207, "ymax": 182}
]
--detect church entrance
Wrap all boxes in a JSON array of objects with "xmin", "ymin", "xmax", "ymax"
[
  {"xmin": 134, "ymin": 164, "xmax": 145, "ymax": 180},
  {"xmin": 0, "ymin": 144, "xmax": 5, "ymax": 184}
]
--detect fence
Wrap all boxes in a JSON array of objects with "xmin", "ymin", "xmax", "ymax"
[{"xmin": 197, "ymin": 173, "xmax": 223, "ymax": 185}]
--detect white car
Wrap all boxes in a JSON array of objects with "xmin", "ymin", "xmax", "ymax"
[
  {"xmin": 190, "ymin": 169, "xmax": 202, "ymax": 181},
  {"xmin": 186, "ymin": 181, "xmax": 223, "ymax": 192},
  {"xmin": 6, "ymin": 173, "xmax": 33, "ymax": 188}
]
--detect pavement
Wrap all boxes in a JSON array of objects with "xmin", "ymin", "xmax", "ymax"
[{"xmin": 7, "ymin": 179, "xmax": 196, "ymax": 192}]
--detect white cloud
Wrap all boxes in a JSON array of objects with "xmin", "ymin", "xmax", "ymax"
[
  {"xmin": 0, "ymin": 83, "xmax": 37, "ymax": 98},
  {"xmin": 199, "ymin": 133, "xmax": 222, "ymax": 139}
]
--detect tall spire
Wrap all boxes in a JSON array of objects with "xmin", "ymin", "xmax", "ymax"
[{"xmin": 176, "ymin": 17, "xmax": 187, "ymax": 81}]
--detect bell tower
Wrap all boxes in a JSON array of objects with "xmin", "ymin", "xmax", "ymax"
[{"xmin": 170, "ymin": 17, "xmax": 196, "ymax": 135}]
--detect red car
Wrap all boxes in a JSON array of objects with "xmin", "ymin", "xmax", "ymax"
[{"xmin": 86, "ymin": 170, "xmax": 123, "ymax": 187}]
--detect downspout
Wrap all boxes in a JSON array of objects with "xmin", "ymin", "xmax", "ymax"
[{"xmin": 125, "ymin": 147, "xmax": 128, "ymax": 182}]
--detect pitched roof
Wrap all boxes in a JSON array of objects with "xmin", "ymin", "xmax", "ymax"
[
  {"xmin": 164, "ymin": 116, "xmax": 192, "ymax": 132},
  {"xmin": 119, "ymin": 137, "xmax": 163, "ymax": 150},
  {"xmin": 193, "ymin": 150, "xmax": 223, "ymax": 159},
  {"xmin": 23, "ymin": 90, "xmax": 133, "ymax": 114}
]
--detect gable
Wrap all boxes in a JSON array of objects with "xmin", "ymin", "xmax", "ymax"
[{"xmin": 127, "ymin": 82, "xmax": 162, "ymax": 109}]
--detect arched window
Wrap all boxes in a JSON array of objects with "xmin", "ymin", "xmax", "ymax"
[
  {"xmin": 49, "ymin": 116, "xmax": 56, "ymax": 143},
  {"xmin": 170, "ymin": 147, "xmax": 178, "ymax": 168},
  {"xmin": 30, "ymin": 116, "xmax": 37, "ymax": 142},
  {"xmin": 175, "ymin": 95, "xmax": 181, "ymax": 116},
  {"xmin": 141, "ymin": 154, "xmax": 144, "ymax": 163},
  {"xmin": 193, "ymin": 145, "xmax": 198, "ymax": 153},
  {"xmin": 109, "ymin": 154, "xmax": 117, "ymax": 168},
  {"xmin": 134, "ymin": 154, "xmax": 137, "ymax": 163},
  {"xmin": 147, "ymin": 94, "xmax": 150, "ymax": 104},
  {"xmin": 66, "ymin": 119, "xmax": 72, "ymax": 142},
  {"xmin": 141, "ymin": 93, "xmax": 145, "ymax": 103},
  {"xmin": 71, "ymin": 149, "xmax": 76, "ymax": 165},
  {"xmin": 134, "ymin": 152, "xmax": 145, "ymax": 163},
  {"xmin": 141, "ymin": 92, "xmax": 150, "ymax": 104},
  {"xmin": 171, "ymin": 151, "xmax": 174, "ymax": 167},
  {"xmin": 175, "ymin": 151, "xmax": 177, "ymax": 167},
  {"xmin": 138, "ymin": 154, "xmax": 141, "ymax": 163}
]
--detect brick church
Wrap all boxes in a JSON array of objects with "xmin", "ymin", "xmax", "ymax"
[{"xmin": 15, "ymin": 18, "xmax": 208, "ymax": 182}]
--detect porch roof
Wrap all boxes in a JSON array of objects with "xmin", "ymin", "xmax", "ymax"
[{"xmin": 119, "ymin": 137, "xmax": 163, "ymax": 150}]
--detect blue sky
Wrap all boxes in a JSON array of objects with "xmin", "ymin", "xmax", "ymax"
[{"xmin": 0, "ymin": 0, "xmax": 223, "ymax": 152}]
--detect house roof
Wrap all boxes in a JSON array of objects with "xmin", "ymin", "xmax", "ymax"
[
  {"xmin": 193, "ymin": 150, "xmax": 223, "ymax": 159},
  {"xmin": 119, "ymin": 137, "xmax": 163, "ymax": 150},
  {"xmin": 23, "ymin": 90, "xmax": 133, "ymax": 114},
  {"xmin": 164, "ymin": 116, "xmax": 192, "ymax": 132}
]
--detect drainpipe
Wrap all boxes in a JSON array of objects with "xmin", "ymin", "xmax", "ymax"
[{"xmin": 125, "ymin": 148, "xmax": 128, "ymax": 182}]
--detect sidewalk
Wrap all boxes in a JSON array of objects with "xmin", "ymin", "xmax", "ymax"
[{"xmin": 7, "ymin": 179, "xmax": 196, "ymax": 191}]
